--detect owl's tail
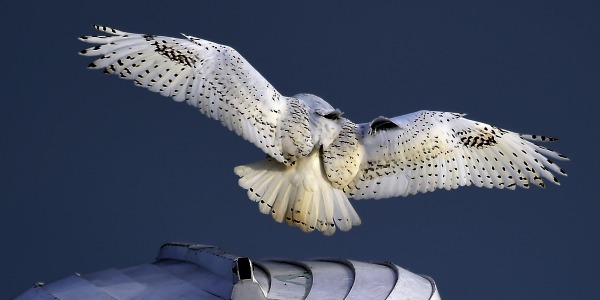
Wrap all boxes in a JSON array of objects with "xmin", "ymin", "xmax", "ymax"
[{"xmin": 234, "ymin": 150, "xmax": 361, "ymax": 235}]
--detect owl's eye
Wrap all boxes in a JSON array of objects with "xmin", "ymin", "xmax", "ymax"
[
  {"xmin": 322, "ymin": 112, "xmax": 340, "ymax": 120},
  {"xmin": 368, "ymin": 116, "xmax": 399, "ymax": 135},
  {"xmin": 321, "ymin": 109, "xmax": 342, "ymax": 120}
]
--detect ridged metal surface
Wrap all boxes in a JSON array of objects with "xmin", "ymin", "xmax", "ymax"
[{"xmin": 16, "ymin": 242, "xmax": 439, "ymax": 300}]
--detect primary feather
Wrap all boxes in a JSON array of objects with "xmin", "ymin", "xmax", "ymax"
[{"xmin": 80, "ymin": 25, "xmax": 568, "ymax": 235}]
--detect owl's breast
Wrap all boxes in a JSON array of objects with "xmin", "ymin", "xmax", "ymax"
[{"xmin": 321, "ymin": 119, "xmax": 362, "ymax": 189}]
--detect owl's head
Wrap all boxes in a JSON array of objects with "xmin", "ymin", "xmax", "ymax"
[{"xmin": 293, "ymin": 93, "xmax": 344, "ymax": 148}]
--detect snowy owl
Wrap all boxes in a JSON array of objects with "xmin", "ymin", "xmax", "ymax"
[{"xmin": 80, "ymin": 25, "xmax": 568, "ymax": 235}]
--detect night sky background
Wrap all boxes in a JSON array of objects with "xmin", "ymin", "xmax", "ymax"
[{"xmin": 2, "ymin": 1, "xmax": 599, "ymax": 298}]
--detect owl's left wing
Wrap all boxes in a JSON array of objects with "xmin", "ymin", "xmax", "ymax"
[
  {"xmin": 79, "ymin": 25, "xmax": 301, "ymax": 165},
  {"xmin": 344, "ymin": 110, "xmax": 568, "ymax": 199}
]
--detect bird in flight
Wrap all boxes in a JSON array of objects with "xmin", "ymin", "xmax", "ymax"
[{"xmin": 80, "ymin": 25, "xmax": 568, "ymax": 235}]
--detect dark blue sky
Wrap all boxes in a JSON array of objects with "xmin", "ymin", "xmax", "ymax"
[{"xmin": 2, "ymin": 1, "xmax": 598, "ymax": 298}]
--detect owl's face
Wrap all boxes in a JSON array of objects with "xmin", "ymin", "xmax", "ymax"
[
  {"xmin": 314, "ymin": 112, "xmax": 343, "ymax": 149},
  {"xmin": 291, "ymin": 93, "xmax": 343, "ymax": 149}
]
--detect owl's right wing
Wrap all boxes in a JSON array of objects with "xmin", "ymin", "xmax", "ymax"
[
  {"xmin": 80, "ymin": 25, "xmax": 300, "ymax": 164},
  {"xmin": 345, "ymin": 110, "xmax": 568, "ymax": 199}
]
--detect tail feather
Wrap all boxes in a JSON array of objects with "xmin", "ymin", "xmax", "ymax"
[
  {"xmin": 306, "ymin": 192, "xmax": 319, "ymax": 232},
  {"xmin": 319, "ymin": 188, "xmax": 336, "ymax": 234},
  {"xmin": 273, "ymin": 183, "xmax": 293, "ymax": 223},
  {"xmin": 290, "ymin": 188, "xmax": 312, "ymax": 231},
  {"xmin": 246, "ymin": 171, "xmax": 274, "ymax": 201},
  {"xmin": 234, "ymin": 153, "xmax": 361, "ymax": 235},
  {"xmin": 291, "ymin": 187, "xmax": 308, "ymax": 229},
  {"xmin": 257, "ymin": 176, "xmax": 283, "ymax": 215},
  {"xmin": 332, "ymin": 189, "xmax": 358, "ymax": 231}
]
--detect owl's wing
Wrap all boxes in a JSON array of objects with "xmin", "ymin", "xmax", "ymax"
[
  {"xmin": 80, "ymin": 25, "xmax": 292, "ymax": 164},
  {"xmin": 345, "ymin": 110, "xmax": 568, "ymax": 199}
]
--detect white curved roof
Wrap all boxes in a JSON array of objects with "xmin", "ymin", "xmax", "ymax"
[{"xmin": 16, "ymin": 242, "xmax": 440, "ymax": 300}]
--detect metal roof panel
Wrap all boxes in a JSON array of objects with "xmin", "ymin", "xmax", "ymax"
[{"xmin": 15, "ymin": 242, "xmax": 440, "ymax": 300}]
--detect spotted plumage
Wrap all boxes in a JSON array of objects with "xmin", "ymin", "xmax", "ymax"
[{"xmin": 80, "ymin": 25, "xmax": 568, "ymax": 235}]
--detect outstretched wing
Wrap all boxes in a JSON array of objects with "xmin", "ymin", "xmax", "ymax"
[
  {"xmin": 80, "ymin": 25, "xmax": 292, "ymax": 164},
  {"xmin": 345, "ymin": 110, "xmax": 568, "ymax": 199}
]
